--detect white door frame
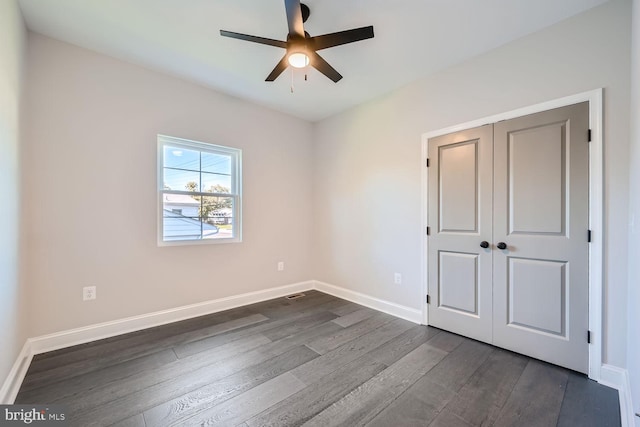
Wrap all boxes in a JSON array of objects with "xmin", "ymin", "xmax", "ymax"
[{"xmin": 420, "ymin": 88, "xmax": 603, "ymax": 381}]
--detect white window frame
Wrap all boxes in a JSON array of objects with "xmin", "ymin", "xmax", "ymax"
[{"xmin": 157, "ymin": 134, "xmax": 242, "ymax": 246}]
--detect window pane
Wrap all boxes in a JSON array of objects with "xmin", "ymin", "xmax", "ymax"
[
  {"xmin": 163, "ymin": 168, "xmax": 200, "ymax": 192},
  {"xmin": 162, "ymin": 194, "xmax": 202, "ymax": 241},
  {"xmin": 202, "ymin": 172, "xmax": 232, "ymax": 194},
  {"xmin": 164, "ymin": 146, "xmax": 200, "ymax": 171},
  {"xmin": 201, "ymin": 196, "xmax": 234, "ymax": 239},
  {"xmin": 202, "ymin": 152, "xmax": 231, "ymax": 175}
]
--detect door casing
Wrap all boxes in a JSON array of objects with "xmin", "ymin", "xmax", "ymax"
[{"xmin": 421, "ymin": 88, "xmax": 603, "ymax": 380}]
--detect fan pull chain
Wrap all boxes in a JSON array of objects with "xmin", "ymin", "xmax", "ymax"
[{"xmin": 290, "ymin": 67, "xmax": 294, "ymax": 93}]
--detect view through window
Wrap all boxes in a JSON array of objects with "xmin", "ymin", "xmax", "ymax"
[{"xmin": 158, "ymin": 135, "xmax": 241, "ymax": 244}]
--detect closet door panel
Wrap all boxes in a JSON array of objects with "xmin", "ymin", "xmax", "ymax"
[
  {"xmin": 493, "ymin": 102, "xmax": 590, "ymax": 373},
  {"xmin": 427, "ymin": 125, "xmax": 493, "ymax": 343}
]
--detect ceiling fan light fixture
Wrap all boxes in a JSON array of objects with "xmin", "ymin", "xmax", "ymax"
[
  {"xmin": 288, "ymin": 52, "xmax": 309, "ymax": 68},
  {"xmin": 220, "ymin": 1, "xmax": 374, "ymax": 82}
]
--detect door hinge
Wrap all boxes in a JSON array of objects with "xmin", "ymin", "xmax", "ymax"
[
  {"xmin": 426, "ymin": 295, "xmax": 431, "ymax": 304},
  {"xmin": 588, "ymin": 229, "xmax": 592, "ymax": 243},
  {"xmin": 587, "ymin": 330, "xmax": 592, "ymax": 344},
  {"xmin": 426, "ymin": 158, "xmax": 430, "ymax": 167},
  {"xmin": 426, "ymin": 226, "xmax": 431, "ymax": 236},
  {"xmin": 588, "ymin": 129, "xmax": 592, "ymax": 142}
]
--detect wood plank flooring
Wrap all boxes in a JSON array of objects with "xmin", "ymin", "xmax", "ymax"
[{"xmin": 16, "ymin": 291, "xmax": 620, "ymax": 427}]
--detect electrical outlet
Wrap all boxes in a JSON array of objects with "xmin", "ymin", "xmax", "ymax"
[
  {"xmin": 277, "ymin": 261, "xmax": 285, "ymax": 271},
  {"xmin": 83, "ymin": 286, "xmax": 96, "ymax": 301},
  {"xmin": 394, "ymin": 273, "xmax": 402, "ymax": 285}
]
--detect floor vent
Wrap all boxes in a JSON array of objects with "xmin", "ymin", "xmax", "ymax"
[{"xmin": 285, "ymin": 293, "xmax": 306, "ymax": 300}]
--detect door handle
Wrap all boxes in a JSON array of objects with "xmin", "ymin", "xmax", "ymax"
[
  {"xmin": 497, "ymin": 242, "xmax": 508, "ymax": 250},
  {"xmin": 480, "ymin": 241, "xmax": 490, "ymax": 248}
]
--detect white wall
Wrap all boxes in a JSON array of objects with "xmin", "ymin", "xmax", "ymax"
[
  {"xmin": 0, "ymin": 0, "xmax": 27, "ymax": 391},
  {"xmin": 23, "ymin": 34, "xmax": 314, "ymax": 336},
  {"xmin": 313, "ymin": 0, "xmax": 631, "ymax": 367},
  {"xmin": 14, "ymin": 0, "xmax": 635, "ymax": 386},
  {"xmin": 627, "ymin": 0, "xmax": 640, "ymax": 419}
]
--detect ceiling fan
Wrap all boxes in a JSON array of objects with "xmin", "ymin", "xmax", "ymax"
[{"xmin": 220, "ymin": 0, "xmax": 374, "ymax": 83}]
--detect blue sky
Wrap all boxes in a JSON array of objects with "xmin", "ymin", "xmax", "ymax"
[{"xmin": 163, "ymin": 145, "xmax": 232, "ymax": 192}]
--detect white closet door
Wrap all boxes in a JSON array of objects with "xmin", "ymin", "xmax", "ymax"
[
  {"xmin": 492, "ymin": 102, "xmax": 590, "ymax": 373},
  {"xmin": 427, "ymin": 125, "xmax": 494, "ymax": 343}
]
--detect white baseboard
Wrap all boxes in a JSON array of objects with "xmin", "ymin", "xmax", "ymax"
[
  {"xmin": 600, "ymin": 364, "xmax": 635, "ymax": 427},
  {"xmin": 29, "ymin": 280, "xmax": 314, "ymax": 356},
  {"xmin": 7, "ymin": 279, "xmax": 418, "ymax": 365},
  {"xmin": 0, "ymin": 341, "xmax": 33, "ymax": 404},
  {"xmin": 313, "ymin": 280, "xmax": 422, "ymax": 324},
  {"xmin": 0, "ymin": 280, "xmax": 314, "ymax": 403}
]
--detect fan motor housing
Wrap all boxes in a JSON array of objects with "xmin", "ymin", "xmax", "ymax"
[{"xmin": 301, "ymin": 3, "xmax": 310, "ymax": 22}]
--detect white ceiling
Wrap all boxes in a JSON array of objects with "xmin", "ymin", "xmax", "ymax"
[{"xmin": 18, "ymin": 0, "xmax": 608, "ymax": 122}]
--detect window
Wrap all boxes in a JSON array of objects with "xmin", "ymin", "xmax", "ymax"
[{"xmin": 158, "ymin": 135, "xmax": 241, "ymax": 245}]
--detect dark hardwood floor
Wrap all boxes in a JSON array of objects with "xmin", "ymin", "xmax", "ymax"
[{"xmin": 16, "ymin": 291, "xmax": 620, "ymax": 426}]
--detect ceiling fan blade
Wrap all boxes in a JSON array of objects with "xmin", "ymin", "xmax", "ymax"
[
  {"xmin": 284, "ymin": 0, "xmax": 305, "ymax": 37},
  {"xmin": 220, "ymin": 30, "xmax": 287, "ymax": 48},
  {"xmin": 309, "ymin": 51, "xmax": 342, "ymax": 83},
  {"xmin": 266, "ymin": 55, "xmax": 289, "ymax": 81},
  {"xmin": 309, "ymin": 26, "xmax": 375, "ymax": 51}
]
